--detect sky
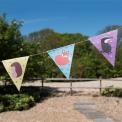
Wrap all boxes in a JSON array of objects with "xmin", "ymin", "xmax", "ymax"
[{"xmin": 0, "ymin": 0, "xmax": 122, "ymax": 36}]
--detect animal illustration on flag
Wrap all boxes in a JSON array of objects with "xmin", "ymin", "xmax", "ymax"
[
  {"xmin": 2, "ymin": 56, "xmax": 29, "ymax": 91},
  {"xmin": 101, "ymin": 37, "xmax": 112, "ymax": 54},
  {"xmin": 89, "ymin": 29, "xmax": 118, "ymax": 66},
  {"xmin": 11, "ymin": 62, "xmax": 22, "ymax": 78}
]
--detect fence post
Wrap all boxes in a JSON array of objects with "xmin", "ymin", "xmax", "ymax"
[
  {"xmin": 4, "ymin": 80, "xmax": 7, "ymax": 87},
  {"xmin": 70, "ymin": 80, "xmax": 73, "ymax": 96},
  {"xmin": 42, "ymin": 78, "xmax": 44, "ymax": 88},
  {"xmin": 99, "ymin": 77, "xmax": 102, "ymax": 95}
]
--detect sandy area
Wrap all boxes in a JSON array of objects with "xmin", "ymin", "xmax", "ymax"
[
  {"xmin": 1, "ymin": 78, "xmax": 122, "ymax": 122},
  {"xmin": 94, "ymin": 96, "xmax": 122, "ymax": 122},
  {"xmin": 0, "ymin": 96, "xmax": 91, "ymax": 122},
  {"xmin": 0, "ymin": 95, "xmax": 122, "ymax": 122}
]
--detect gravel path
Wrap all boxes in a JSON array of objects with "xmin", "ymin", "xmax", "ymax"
[
  {"xmin": 1, "ymin": 78, "xmax": 122, "ymax": 122},
  {"xmin": 0, "ymin": 95, "xmax": 122, "ymax": 122},
  {"xmin": 0, "ymin": 96, "xmax": 90, "ymax": 122},
  {"xmin": 74, "ymin": 102, "xmax": 115, "ymax": 122},
  {"xmin": 94, "ymin": 96, "xmax": 122, "ymax": 122}
]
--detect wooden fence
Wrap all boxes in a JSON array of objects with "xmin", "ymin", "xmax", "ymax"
[{"xmin": 3, "ymin": 77, "xmax": 122, "ymax": 95}]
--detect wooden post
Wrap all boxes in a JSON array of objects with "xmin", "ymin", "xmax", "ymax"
[
  {"xmin": 5, "ymin": 80, "xmax": 7, "ymax": 87},
  {"xmin": 70, "ymin": 80, "xmax": 73, "ymax": 96},
  {"xmin": 100, "ymin": 77, "xmax": 102, "ymax": 95},
  {"xmin": 42, "ymin": 78, "xmax": 44, "ymax": 88}
]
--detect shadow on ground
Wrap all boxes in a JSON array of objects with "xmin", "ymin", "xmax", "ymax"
[
  {"xmin": 0, "ymin": 85, "xmax": 61, "ymax": 112},
  {"xmin": 0, "ymin": 85, "xmax": 60, "ymax": 101}
]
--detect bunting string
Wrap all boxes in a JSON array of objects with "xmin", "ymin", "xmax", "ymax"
[
  {"xmin": 28, "ymin": 40, "xmax": 89, "ymax": 58},
  {"xmin": 0, "ymin": 29, "xmax": 118, "ymax": 91},
  {"xmin": 0, "ymin": 40, "xmax": 83, "ymax": 62},
  {"xmin": 0, "ymin": 27, "xmax": 121, "ymax": 60}
]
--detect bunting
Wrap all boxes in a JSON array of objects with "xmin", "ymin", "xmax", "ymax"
[
  {"xmin": 47, "ymin": 44, "xmax": 75, "ymax": 79},
  {"xmin": 89, "ymin": 30, "xmax": 118, "ymax": 66},
  {"xmin": 2, "ymin": 56, "xmax": 29, "ymax": 91},
  {"xmin": 0, "ymin": 29, "xmax": 119, "ymax": 89}
]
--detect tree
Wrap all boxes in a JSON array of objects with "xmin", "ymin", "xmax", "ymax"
[{"xmin": 0, "ymin": 14, "xmax": 24, "ymax": 77}]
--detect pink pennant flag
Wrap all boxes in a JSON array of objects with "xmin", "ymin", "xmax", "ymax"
[{"xmin": 89, "ymin": 30, "xmax": 118, "ymax": 66}]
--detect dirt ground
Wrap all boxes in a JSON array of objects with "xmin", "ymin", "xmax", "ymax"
[
  {"xmin": 0, "ymin": 95, "xmax": 122, "ymax": 122},
  {"xmin": 1, "ymin": 78, "xmax": 122, "ymax": 122},
  {"xmin": 94, "ymin": 96, "xmax": 122, "ymax": 122},
  {"xmin": 0, "ymin": 96, "xmax": 91, "ymax": 122}
]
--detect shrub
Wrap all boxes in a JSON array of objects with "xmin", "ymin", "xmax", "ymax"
[
  {"xmin": 102, "ymin": 85, "xmax": 122, "ymax": 97},
  {"xmin": 0, "ymin": 85, "xmax": 56, "ymax": 112},
  {"xmin": 0, "ymin": 94, "xmax": 35, "ymax": 112}
]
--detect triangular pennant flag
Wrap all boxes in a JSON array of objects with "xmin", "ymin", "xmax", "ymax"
[
  {"xmin": 48, "ymin": 44, "xmax": 75, "ymax": 79},
  {"xmin": 2, "ymin": 56, "xmax": 29, "ymax": 91},
  {"xmin": 89, "ymin": 30, "xmax": 118, "ymax": 66}
]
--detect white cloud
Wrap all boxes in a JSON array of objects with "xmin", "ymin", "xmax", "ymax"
[{"xmin": 22, "ymin": 17, "xmax": 66, "ymax": 25}]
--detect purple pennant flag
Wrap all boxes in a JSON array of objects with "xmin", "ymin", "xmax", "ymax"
[{"xmin": 89, "ymin": 30, "xmax": 118, "ymax": 66}]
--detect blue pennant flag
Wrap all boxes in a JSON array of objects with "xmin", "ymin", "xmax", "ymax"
[{"xmin": 47, "ymin": 44, "xmax": 75, "ymax": 79}]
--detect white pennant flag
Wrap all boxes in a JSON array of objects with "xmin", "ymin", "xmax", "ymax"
[{"xmin": 2, "ymin": 56, "xmax": 29, "ymax": 91}]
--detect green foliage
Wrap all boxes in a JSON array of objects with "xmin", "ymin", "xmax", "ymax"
[
  {"xmin": 0, "ymin": 14, "xmax": 23, "ymax": 60},
  {"xmin": 11, "ymin": 27, "xmax": 122, "ymax": 79},
  {"xmin": 0, "ymin": 14, "xmax": 24, "ymax": 78},
  {"xmin": 0, "ymin": 85, "xmax": 55, "ymax": 112},
  {"xmin": 1, "ymin": 14, "xmax": 122, "ymax": 79},
  {"xmin": 102, "ymin": 85, "xmax": 122, "ymax": 97},
  {"xmin": 0, "ymin": 94, "xmax": 34, "ymax": 112}
]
